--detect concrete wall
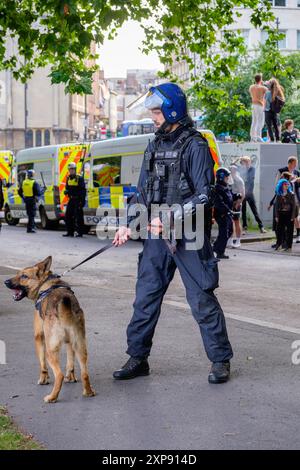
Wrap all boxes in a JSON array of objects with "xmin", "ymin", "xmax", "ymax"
[{"xmin": 219, "ymin": 142, "xmax": 298, "ymax": 226}]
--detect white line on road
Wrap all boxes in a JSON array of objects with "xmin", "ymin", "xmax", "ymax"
[
  {"xmin": 164, "ymin": 300, "xmax": 300, "ymax": 336},
  {"xmin": 2, "ymin": 265, "xmax": 21, "ymax": 271},
  {"xmin": 3, "ymin": 264, "xmax": 300, "ymax": 336}
]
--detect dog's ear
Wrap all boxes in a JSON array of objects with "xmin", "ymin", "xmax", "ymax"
[{"xmin": 35, "ymin": 256, "xmax": 52, "ymax": 276}]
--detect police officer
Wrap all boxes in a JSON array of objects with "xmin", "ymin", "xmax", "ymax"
[
  {"xmin": 112, "ymin": 83, "xmax": 233, "ymax": 384},
  {"xmin": 63, "ymin": 162, "xmax": 86, "ymax": 238},
  {"xmin": 18, "ymin": 169, "xmax": 41, "ymax": 233},
  {"xmin": 0, "ymin": 177, "xmax": 4, "ymax": 232},
  {"xmin": 213, "ymin": 168, "xmax": 242, "ymax": 259}
]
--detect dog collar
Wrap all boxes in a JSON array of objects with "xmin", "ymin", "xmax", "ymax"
[{"xmin": 35, "ymin": 284, "xmax": 73, "ymax": 318}]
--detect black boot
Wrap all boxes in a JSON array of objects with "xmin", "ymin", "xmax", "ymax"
[
  {"xmin": 113, "ymin": 357, "xmax": 150, "ymax": 380},
  {"xmin": 216, "ymin": 253, "xmax": 229, "ymax": 259},
  {"xmin": 208, "ymin": 361, "xmax": 230, "ymax": 384},
  {"xmin": 63, "ymin": 233, "xmax": 74, "ymax": 237}
]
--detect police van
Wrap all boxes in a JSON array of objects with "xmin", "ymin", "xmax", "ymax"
[
  {"xmin": 84, "ymin": 129, "xmax": 222, "ymax": 226},
  {"xmin": 3, "ymin": 129, "xmax": 221, "ymax": 230},
  {"xmin": 0, "ymin": 151, "xmax": 15, "ymax": 221},
  {"xmin": 4, "ymin": 143, "xmax": 89, "ymax": 228}
]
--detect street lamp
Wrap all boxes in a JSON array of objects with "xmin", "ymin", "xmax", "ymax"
[
  {"xmin": 276, "ymin": 17, "xmax": 280, "ymax": 50},
  {"xmin": 84, "ymin": 94, "xmax": 88, "ymax": 140}
]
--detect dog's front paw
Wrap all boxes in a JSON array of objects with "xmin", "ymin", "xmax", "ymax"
[
  {"xmin": 44, "ymin": 394, "xmax": 58, "ymax": 403},
  {"xmin": 83, "ymin": 388, "xmax": 96, "ymax": 398}
]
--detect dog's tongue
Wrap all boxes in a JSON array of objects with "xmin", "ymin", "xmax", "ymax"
[{"xmin": 13, "ymin": 289, "xmax": 23, "ymax": 301}]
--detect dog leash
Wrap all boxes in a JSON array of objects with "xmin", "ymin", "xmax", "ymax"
[{"xmin": 59, "ymin": 242, "xmax": 114, "ymax": 277}]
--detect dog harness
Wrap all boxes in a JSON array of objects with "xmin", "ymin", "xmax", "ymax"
[{"xmin": 35, "ymin": 275, "xmax": 74, "ymax": 318}]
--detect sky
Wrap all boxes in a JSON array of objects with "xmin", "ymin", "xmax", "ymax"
[{"xmin": 98, "ymin": 21, "xmax": 161, "ymax": 78}]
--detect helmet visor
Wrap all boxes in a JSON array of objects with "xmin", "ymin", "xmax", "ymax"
[
  {"xmin": 127, "ymin": 87, "xmax": 172, "ymax": 113},
  {"xmin": 144, "ymin": 90, "xmax": 164, "ymax": 110}
]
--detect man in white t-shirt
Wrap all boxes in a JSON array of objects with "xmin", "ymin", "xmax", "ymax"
[{"xmin": 249, "ymin": 74, "xmax": 268, "ymax": 142}]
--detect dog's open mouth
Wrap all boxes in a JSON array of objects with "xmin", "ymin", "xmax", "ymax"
[{"xmin": 12, "ymin": 288, "xmax": 27, "ymax": 301}]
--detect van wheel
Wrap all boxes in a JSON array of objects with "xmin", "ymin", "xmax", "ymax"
[
  {"xmin": 4, "ymin": 206, "xmax": 19, "ymax": 226},
  {"xmin": 39, "ymin": 207, "xmax": 58, "ymax": 230}
]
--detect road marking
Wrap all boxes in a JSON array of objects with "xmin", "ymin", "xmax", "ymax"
[
  {"xmin": 164, "ymin": 300, "xmax": 300, "ymax": 336},
  {"xmin": 2, "ymin": 264, "xmax": 300, "ymax": 336},
  {"xmin": 2, "ymin": 265, "xmax": 21, "ymax": 271}
]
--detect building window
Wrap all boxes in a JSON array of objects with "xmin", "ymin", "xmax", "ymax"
[
  {"xmin": 25, "ymin": 129, "xmax": 33, "ymax": 148},
  {"xmin": 44, "ymin": 129, "xmax": 51, "ymax": 145},
  {"xmin": 241, "ymin": 29, "xmax": 250, "ymax": 46},
  {"xmin": 261, "ymin": 30, "xmax": 269, "ymax": 45},
  {"xmin": 269, "ymin": 0, "xmax": 286, "ymax": 6},
  {"xmin": 261, "ymin": 29, "xmax": 286, "ymax": 49},
  {"xmin": 278, "ymin": 30, "xmax": 287, "ymax": 49},
  {"xmin": 35, "ymin": 129, "xmax": 42, "ymax": 147}
]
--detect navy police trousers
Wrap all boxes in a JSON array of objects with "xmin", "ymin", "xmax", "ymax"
[
  {"xmin": 24, "ymin": 198, "xmax": 36, "ymax": 232},
  {"xmin": 126, "ymin": 238, "xmax": 233, "ymax": 363},
  {"xmin": 213, "ymin": 215, "xmax": 233, "ymax": 256}
]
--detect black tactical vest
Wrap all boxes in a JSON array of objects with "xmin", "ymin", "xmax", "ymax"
[{"xmin": 145, "ymin": 127, "xmax": 207, "ymax": 208}]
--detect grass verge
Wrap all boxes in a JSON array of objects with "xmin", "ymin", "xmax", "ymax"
[{"xmin": 0, "ymin": 406, "xmax": 42, "ymax": 450}]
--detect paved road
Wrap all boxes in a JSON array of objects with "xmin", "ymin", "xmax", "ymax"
[{"xmin": 0, "ymin": 226, "xmax": 300, "ymax": 450}]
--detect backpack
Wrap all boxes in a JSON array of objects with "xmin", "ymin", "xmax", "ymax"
[{"xmin": 271, "ymin": 95, "xmax": 285, "ymax": 114}]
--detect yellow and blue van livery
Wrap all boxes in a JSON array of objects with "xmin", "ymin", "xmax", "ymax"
[
  {"xmin": 0, "ymin": 151, "xmax": 15, "ymax": 222},
  {"xmin": 3, "ymin": 129, "xmax": 221, "ymax": 229},
  {"xmin": 82, "ymin": 129, "xmax": 221, "ymax": 226},
  {"xmin": 4, "ymin": 143, "xmax": 89, "ymax": 228}
]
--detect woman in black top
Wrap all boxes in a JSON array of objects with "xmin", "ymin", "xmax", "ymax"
[
  {"xmin": 274, "ymin": 179, "xmax": 296, "ymax": 251},
  {"xmin": 281, "ymin": 119, "xmax": 299, "ymax": 144}
]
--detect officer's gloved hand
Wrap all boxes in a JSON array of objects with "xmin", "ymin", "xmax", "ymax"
[
  {"xmin": 64, "ymin": 190, "xmax": 68, "ymax": 196},
  {"xmin": 173, "ymin": 194, "xmax": 208, "ymax": 223}
]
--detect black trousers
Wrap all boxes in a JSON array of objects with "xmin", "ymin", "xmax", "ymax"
[
  {"xmin": 127, "ymin": 237, "xmax": 233, "ymax": 363},
  {"xmin": 242, "ymin": 194, "xmax": 263, "ymax": 229},
  {"xmin": 24, "ymin": 198, "xmax": 36, "ymax": 232},
  {"xmin": 276, "ymin": 212, "xmax": 294, "ymax": 249},
  {"xmin": 265, "ymin": 110, "xmax": 280, "ymax": 142},
  {"xmin": 213, "ymin": 214, "xmax": 233, "ymax": 256},
  {"xmin": 65, "ymin": 197, "xmax": 84, "ymax": 235}
]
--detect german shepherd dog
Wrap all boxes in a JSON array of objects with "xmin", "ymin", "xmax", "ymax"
[{"xmin": 4, "ymin": 256, "xmax": 95, "ymax": 403}]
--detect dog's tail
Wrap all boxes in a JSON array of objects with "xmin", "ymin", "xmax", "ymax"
[
  {"xmin": 61, "ymin": 296, "xmax": 72, "ymax": 310},
  {"xmin": 57, "ymin": 295, "xmax": 74, "ymax": 323},
  {"xmin": 57, "ymin": 295, "xmax": 82, "ymax": 324}
]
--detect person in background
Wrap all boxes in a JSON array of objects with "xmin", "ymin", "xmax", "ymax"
[
  {"xmin": 0, "ymin": 177, "xmax": 4, "ymax": 232},
  {"xmin": 63, "ymin": 162, "xmax": 86, "ymax": 238},
  {"xmin": 18, "ymin": 169, "xmax": 41, "ymax": 233},
  {"xmin": 229, "ymin": 164, "xmax": 245, "ymax": 248},
  {"xmin": 264, "ymin": 78, "xmax": 285, "ymax": 143},
  {"xmin": 274, "ymin": 178, "xmax": 296, "ymax": 252},
  {"xmin": 239, "ymin": 156, "xmax": 266, "ymax": 234},
  {"xmin": 268, "ymin": 171, "xmax": 292, "ymax": 248},
  {"xmin": 281, "ymin": 119, "xmax": 299, "ymax": 144},
  {"xmin": 276, "ymin": 156, "xmax": 300, "ymax": 243},
  {"xmin": 249, "ymin": 73, "xmax": 268, "ymax": 142},
  {"xmin": 213, "ymin": 167, "xmax": 242, "ymax": 259}
]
